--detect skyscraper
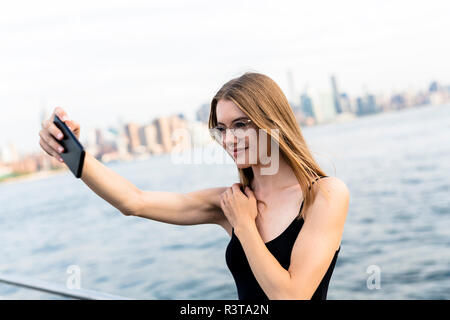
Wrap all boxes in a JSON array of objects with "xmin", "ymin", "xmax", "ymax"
[
  {"xmin": 339, "ymin": 93, "xmax": 352, "ymax": 113},
  {"xmin": 124, "ymin": 123, "xmax": 142, "ymax": 154},
  {"xmin": 154, "ymin": 117, "xmax": 172, "ymax": 153},
  {"xmin": 287, "ymin": 69, "xmax": 297, "ymax": 106},
  {"xmin": 330, "ymin": 75, "xmax": 343, "ymax": 114},
  {"xmin": 307, "ymin": 88, "xmax": 337, "ymax": 124},
  {"xmin": 356, "ymin": 94, "xmax": 378, "ymax": 115},
  {"xmin": 196, "ymin": 103, "xmax": 210, "ymax": 123},
  {"xmin": 139, "ymin": 124, "xmax": 163, "ymax": 155},
  {"xmin": 300, "ymin": 93, "xmax": 314, "ymax": 118}
]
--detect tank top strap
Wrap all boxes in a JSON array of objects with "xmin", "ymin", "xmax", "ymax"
[{"xmin": 308, "ymin": 175, "xmax": 329, "ymax": 190}]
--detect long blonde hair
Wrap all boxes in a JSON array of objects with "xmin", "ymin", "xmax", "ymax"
[{"xmin": 208, "ymin": 71, "xmax": 329, "ymax": 220}]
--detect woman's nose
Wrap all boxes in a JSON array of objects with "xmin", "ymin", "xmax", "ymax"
[{"xmin": 224, "ymin": 129, "xmax": 237, "ymax": 148}]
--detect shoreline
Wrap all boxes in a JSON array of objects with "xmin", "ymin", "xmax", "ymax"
[{"xmin": 0, "ymin": 168, "xmax": 67, "ymax": 186}]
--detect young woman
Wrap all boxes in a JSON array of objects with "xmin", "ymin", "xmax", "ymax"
[{"xmin": 38, "ymin": 72, "xmax": 349, "ymax": 300}]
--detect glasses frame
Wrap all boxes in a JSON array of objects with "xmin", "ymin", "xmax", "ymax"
[{"xmin": 211, "ymin": 118, "xmax": 256, "ymax": 141}]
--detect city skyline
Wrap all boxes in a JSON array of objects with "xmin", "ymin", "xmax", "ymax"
[
  {"xmin": 2, "ymin": 0, "xmax": 450, "ymax": 153},
  {"xmin": 1, "ymin": 73, "xmax": 449, "ymax": 181},
  {"xmin": 2, "ymin": 74, "xmax": 448, "ymax": 155}
]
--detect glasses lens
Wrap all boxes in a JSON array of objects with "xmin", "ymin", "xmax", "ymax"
[
  {"xmin": 210, "ymin": 127, "xmax": 223, "ymax": 141},
  {"xmin": 210, "ymin": 120, "xmax": 253, "ymax": 141},
  {"xmin": 231, "ymin": 121, "xmax": 248, "ymax": 130}
]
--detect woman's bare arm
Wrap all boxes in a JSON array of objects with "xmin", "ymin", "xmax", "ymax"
[
  {"xmin": 133, "ymin": 186, "xmax": 228, "ymax": 226},
  {"xmin": 80, "ymin": 151, "xmax": 143, "ymax": 216},
  {"xmin": 39, "ymin": 107, "xmax": 230, "ymax": 229},
  {"xmin": 82, "ymin": 151, "xmax": 229, "ymax": 228}
]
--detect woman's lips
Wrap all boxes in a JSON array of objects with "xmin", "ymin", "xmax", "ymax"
[{"xmin": 233, "ymin": 146, "xmax": 248, "ymax": 156}]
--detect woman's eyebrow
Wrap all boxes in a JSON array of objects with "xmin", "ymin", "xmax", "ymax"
[{"xmin": 217, "ymin": 117, "xmax": 250, "ymax": 126}]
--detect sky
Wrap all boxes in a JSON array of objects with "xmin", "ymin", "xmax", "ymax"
[{"xmin": 1, "ymin": 0, "xmax": 450, "ymax": 154}]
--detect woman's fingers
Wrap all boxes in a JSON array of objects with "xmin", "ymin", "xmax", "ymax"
[
  {"xmin": 231, "ymin": 183, "xmax": 242, "ymax": 195},
  {"xmin": 50, "ymin": 106, "xmax": 70, "ymax": 137},
  {"xmin": 39, "ymin": 137, "xmax": 63, "ymax": 162},
  {"xmin": 54, "ymin": 106, "xmax": 69, "ymax": 122},
  {"xmin": 52, "ymin": 107, "xmax": 81, "ymax": 139},
  {"xmin": 38, "ymin": 106, "xmax": 74, "ymax": 162},
  {"xmin": 39, "ymin": 129, "xmax": 64, "ymax": 155},
  {"xmin": 64, "ymin": 119, "xmax": 81, "ymax": 138},
  {"xmin": 41, "ymin": 118, "xmax": 64, "ymax": 141},
  {"xmin": 244, "ymin": 186, "xmax": 256, "ymax": 200},
  {"xmin": 39, "ymin": 139, "xmax": 52, "ymax": 157}
]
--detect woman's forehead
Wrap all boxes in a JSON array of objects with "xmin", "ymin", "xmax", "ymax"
[{"xmin": 216, "ymin": 99, "xmax": 247, "ymax": 124}]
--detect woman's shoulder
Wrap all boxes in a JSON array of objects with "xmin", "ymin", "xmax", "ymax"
[
  {"xmin": 306, "ymin": 176, "xmax": 350, "ymax": 222},
  {"xmin": 314, "ymin": 176, "xmax": 349, "ymax": 196}
]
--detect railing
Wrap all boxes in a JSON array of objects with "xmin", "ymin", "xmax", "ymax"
[{"xmin": 0, "ymin": 274, "xmax": 132, "ymax": 300}]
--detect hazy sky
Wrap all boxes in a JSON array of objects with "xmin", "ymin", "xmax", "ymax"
[{"xmin": 1, "ymin": 0, "xmax": 449, "ymax": 153}]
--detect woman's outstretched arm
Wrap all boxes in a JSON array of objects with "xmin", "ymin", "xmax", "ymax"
[
  {"xmin": 134, "ymin": 186, "xmax": 228, "ymax": 225},
  {"xmin": 82, "ymin": 150, "xmax": 228, "ymax": 226},
  {"xmin": 80, "ymin": 151, "xmax": 143, "ymax": 216},
  {"xmin": 39, "ymin": 107, "xmax": 229, "ymax": 228}
]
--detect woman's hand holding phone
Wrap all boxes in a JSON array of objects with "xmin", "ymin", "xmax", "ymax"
[{"xmin": 39, "ymin": 106, "xmax": 81, "ymax": 162}]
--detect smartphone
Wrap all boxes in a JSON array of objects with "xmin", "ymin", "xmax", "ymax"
[{"xmin": 53, "ymin": 115, "xmax": 85, "ymax": 178}]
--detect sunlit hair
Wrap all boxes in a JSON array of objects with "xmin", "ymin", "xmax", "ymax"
[{"xmin": 208, "ymin": 71, "xmax": 330, "ymax": 220}]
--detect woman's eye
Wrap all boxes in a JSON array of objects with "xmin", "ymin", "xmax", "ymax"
[
  {"xmin": 233, "ymin": 122, "xmax": 246, "ymax": 129},
  {"xmin": 215, "ymin": 127, "xmax": 226, "ymax": 132}
]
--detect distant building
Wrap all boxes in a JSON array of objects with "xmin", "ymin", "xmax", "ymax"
[
  {"xmin": 330, "ymin": 75, "xmax": 343, "ymax": 114},
  {"xmin": 116, "ymin": 131, "xmax": 131, "ymax": 159},
  {"xmin": 168, "ymin": 115, "xmax": 190, "ymax": 152},
  {"xmin": 154, "ymin": 117, "xmax": 172, "ymax": 153},
  {"xmin": 367, "ymin": 94, "xmax": 377, "ymax": 113},
  {"xmin": 429, "ymin": 81, "xmax": 439, "ymax": 92},
  {"xmin": 300, "ymin": 93, "xmax": 314, "ymax": 118},
  {"xmin": 124, "ymin": 123, "xmax": 142, "ymax": 154},
  {"xmin": 339, "ymin": 93, "xmax": 353, "ymax": 113},
  {"xmin": 390, "ymin": 94, "xmax": 406, "ymax": 110},
  {"xmin": 310, "ymin": 90, "xmax": 337, "ymax": 123},
  {"xmin": 0, "ymin": 143, "xmax": 19, "ymax": 164},
  {"xmin": 83, "ymin": 128, "xmax": 99, "ymax": 157},
  {"xmin": 299, "ymin": 87, "xmax": 337, "ymax": 124},
  {"xmin": 357, "ymin": 94, "xmax": 378, "ymax": 115},
  {"xmin": 429, "ymin": 91, "xmax": 447, "ymax": 106},
  {"xmin": 427, "ymin": 81, "xmax": 450, "ymax": 105},
  {"xmin": 286, "ymin": 69, "xmax": 297, "ymax": 106},
  {"xmin": 95, "ymin": 129, "xmax": 104, "ymax": 147},
  {"xmin": 196, "ymin": 103, "xmax": 210, "ymax": 123},
  {"xmin": 139, "ymin": 123, "xmax": 163, "ymax": 155}
]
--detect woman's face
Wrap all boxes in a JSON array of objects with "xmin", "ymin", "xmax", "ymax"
[{"xmin": 215, "ymin": 99, "xmax": 269, "ymax": 169}]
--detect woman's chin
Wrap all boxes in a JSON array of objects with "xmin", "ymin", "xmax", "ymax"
[{"xmin": 234, "ymin": 158, "xmax": 252, "ymax": 169}]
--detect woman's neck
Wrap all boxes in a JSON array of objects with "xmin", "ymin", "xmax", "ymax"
[{"xmin": 250, "ymin": 154, "xmax": 299, "ymax": 197}]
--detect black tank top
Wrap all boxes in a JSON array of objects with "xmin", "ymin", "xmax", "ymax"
[{"xmin": 225, "ymin": 175, "xmax": 341, "ymax": 300}]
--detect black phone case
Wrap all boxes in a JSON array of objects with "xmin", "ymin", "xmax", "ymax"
[{"xmin": 53, "ymin": 115, "xmax": 85, "ymax": 178}]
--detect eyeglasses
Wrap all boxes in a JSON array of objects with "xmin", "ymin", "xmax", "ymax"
[{"xmin": 210, "ymin": 118, "xmax": 255, "ymax": 141}]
